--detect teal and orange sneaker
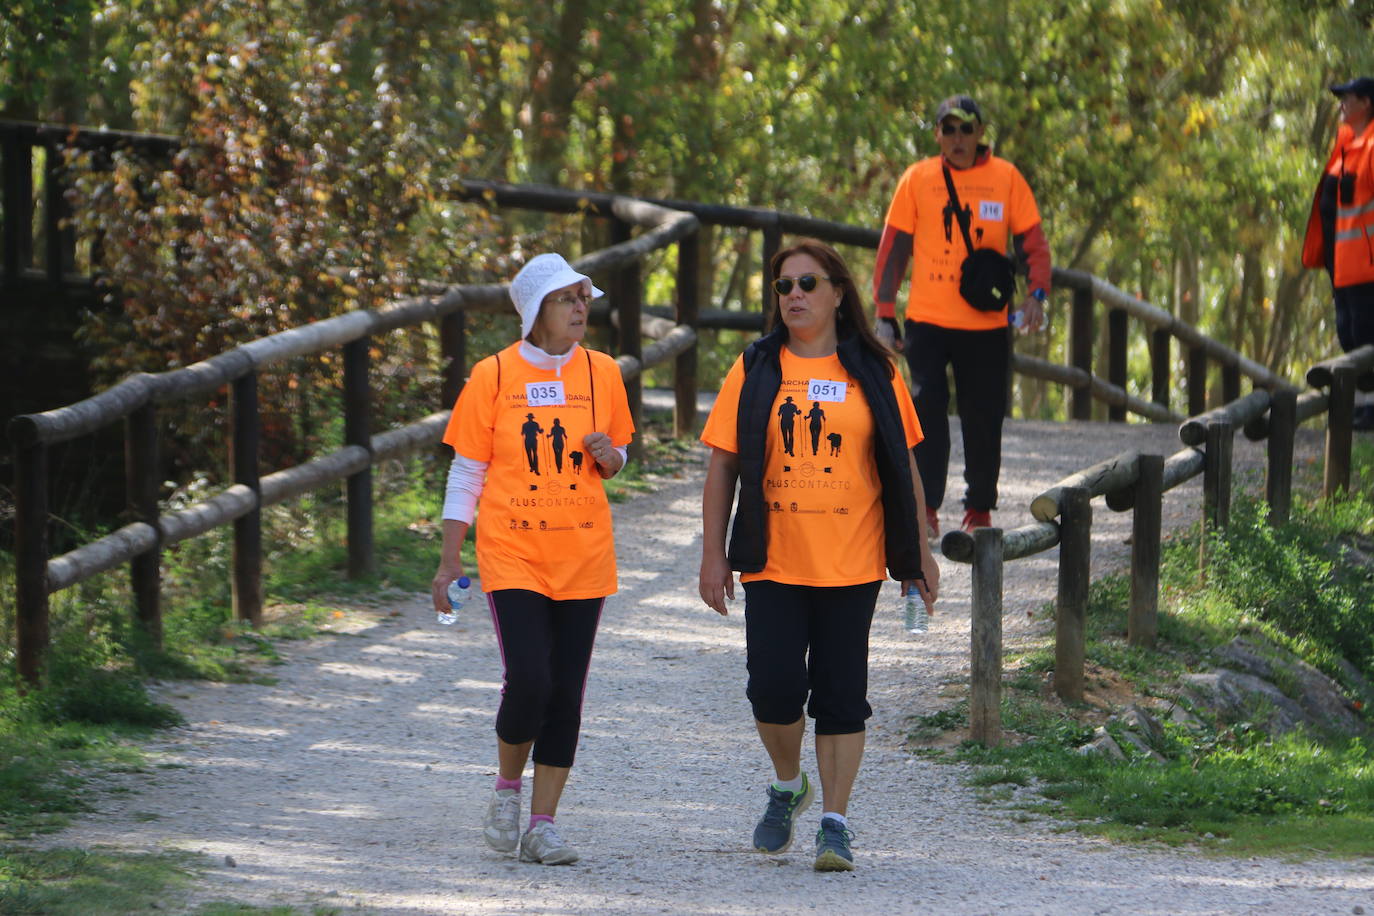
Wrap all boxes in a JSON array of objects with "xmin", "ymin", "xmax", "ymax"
[
  {"xmin": 813, "ymin": 815, "xmax": 855, "ymax": 871},
  {"xmin": 752, "ymin": 773, "xmax": 814, "ymax": 854}
]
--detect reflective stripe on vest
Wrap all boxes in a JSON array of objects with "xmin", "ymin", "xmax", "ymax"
[{"xmin": 1333, "ymin": 123, "xmax": 1374, "ymax": 288}]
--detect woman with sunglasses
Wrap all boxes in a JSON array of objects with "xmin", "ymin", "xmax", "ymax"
[
  {"xmin": 433, "ymin": 252, "xmax": 634, "ymax": 865},
  {"xmin": 872, "ymin": 93, "xmax": 1052, "ymax": 537},
  {"xmin": 698, "ymin": 238, "xmax": 939, "ymax": 871}
]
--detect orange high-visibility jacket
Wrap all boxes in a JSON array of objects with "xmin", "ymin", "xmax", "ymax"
[{"xmin": 1304, "ymin": 121, "xmax": 1374, "ymax": 288}]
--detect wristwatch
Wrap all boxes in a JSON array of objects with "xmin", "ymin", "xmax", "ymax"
[{"xmin": 1031, "ymin": 288, "xmax": 1047, "ymax": 303}]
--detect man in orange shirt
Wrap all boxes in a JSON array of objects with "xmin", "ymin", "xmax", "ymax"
[
  {"xmin": 873, "ymin": 94, "xmax": 1052, "ymax": 534},
  {"xmin": 1303, "ymin": 76, "xmax": 1374, "ymax": 430}
]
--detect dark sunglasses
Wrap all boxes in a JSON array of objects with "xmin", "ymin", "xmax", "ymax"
[
  {"xmin": 772, "ymin": 274, "xmax": 831, "ymax": 295},
  {"xmin": 940, "ymin": 121, "xmax": 977, "ymax": 136}
]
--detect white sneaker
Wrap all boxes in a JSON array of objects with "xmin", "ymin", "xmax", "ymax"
[
  {"xmin": 483, "ymin": 789, "xmax": 521, "ymax": 853},
  {"xmin": 519, "ymin": 820, "xmax": 580, "ymax": 865}
]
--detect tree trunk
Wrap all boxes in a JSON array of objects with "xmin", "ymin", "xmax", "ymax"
[{"xmin": 526, "ymin": 0, "xmax": 590, "ymax": 185}]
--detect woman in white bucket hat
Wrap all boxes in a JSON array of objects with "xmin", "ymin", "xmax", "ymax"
[{"xmin": 433, "ymin": 252, "xmax": 634, "ymax": 865}]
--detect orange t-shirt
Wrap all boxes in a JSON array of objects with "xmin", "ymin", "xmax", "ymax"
[
  {"xmin": 883, "ymin": 154, "xmax": 1041, "ymax": 330},
  {"xmin": 443, "ymin": 343, "xmax": 634, "ymax": 600},
  {"xmin": 700, "ymin": 346, "xmax": 923, "ymax": 586}
]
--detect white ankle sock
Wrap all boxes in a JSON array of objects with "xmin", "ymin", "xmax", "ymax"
[
  {"xmin": 821, "ymin": 811, "xmax": 848, "ymax": 828},
  {"xmin": 772, "ymin": 773, "xmax": 805, "ymax": 793}
]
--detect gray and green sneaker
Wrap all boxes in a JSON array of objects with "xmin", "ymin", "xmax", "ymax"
[
  {"xmin": 752, "ymin": 773, "xmax": 814, "ymax": 854},
  {"xmin": 813, "ymin": 815, "xmax": 855, "ymax": 871}
]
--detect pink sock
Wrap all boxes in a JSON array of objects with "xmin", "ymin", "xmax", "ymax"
[
  {"xmin": 529, "ymin": 814, "xmax": 554, "ymax": 830},
  {"xmin": 495, "ymin": 776, "xmax": 522, "ymax": 792}
]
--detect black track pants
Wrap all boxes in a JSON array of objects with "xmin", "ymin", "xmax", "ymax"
[
  {"xmin": 488, "ymin": 589, "xmax": 603, "ymax": 768},
  {"xmin": 903, "ymin": 320, "xmax": 1010, "ymax": 512}
]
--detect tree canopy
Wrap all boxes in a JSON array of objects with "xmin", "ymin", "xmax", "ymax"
[{"xmin": 7, "ymin": 0, "xmax": 1374, "ymax": 406}]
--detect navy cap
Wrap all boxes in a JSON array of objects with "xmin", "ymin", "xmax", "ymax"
[
  {"xmin": 935, "ymin": 95, "xmax": 983, "ymax": 124},
  {"xmin": 1330, "ymin": 77, "xmax": 1374, "ymax": 99}
]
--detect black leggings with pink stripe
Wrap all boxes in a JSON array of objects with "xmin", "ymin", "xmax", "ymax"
[{"xmin": 487, "ymin": 589, "xmax": 604, "ymax": 769}]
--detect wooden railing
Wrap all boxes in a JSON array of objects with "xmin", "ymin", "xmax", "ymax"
[
  {"xmin": 8, "ymin": 188, "xmax": 698, "ymax": 684},
  {"xmin": 0, "ymin": 120, "xmax": 1328, "ymax": 687},
  {"xmin": 940, "ymin": 344, "xmax": 1374, "ymax": 745},
  {"xmin": 0, "ymin": 120, "xmax": 178, "ymax": 291}
]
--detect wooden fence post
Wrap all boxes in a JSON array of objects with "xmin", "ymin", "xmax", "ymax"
[
  {"xmin": 1128, "ymin": 454, "xmax": 1163, "ymax": 649},
  {"xmin": 13, "ymin": 440, "xmax": 50, "ymax": 685},
  {"xmin": 610, "ymin": 218, "xmax": 645, "ymax": 463},
  {"xmin": 126, "ymin": 403, "xmax": 163, "ymax": 648},
  {"xmin": 969, "ymin": 527, "xmax": 1004, "ymax": 746},
  {"xmin": 1200, "ymin": 417, "xmax": 1233, "ymax": 573},
  {"xmin": 674, "ymin": 230, "xmax": 700, "ymax": 438},
  {"xmin": 230, "ymin": 372, "xmax": 263, "ymax": 627},
  {"xmin": 1203, "ymin": 418, "xmax": 1233, "ymax": 530},
  {"xmin": 1151, "ymin": 328, "xmax": 1170, "ymax": 411},
  {"xmin": 43, "ymin": 139, "xmax": 71, "ymax": 286},
  {"xmin": 1055, "ymin": 486, "xmax": 1091, "ymax": 703},
  {"xmin": 1107, "ymin": 308, "xmax": 1127, "ymax": 422},
  {"xmin": 439, "ymin": 308, "xmax": 466, "ymax": 412},
  {"xmin": 1188, "ymin": 345, "xmax": 1207, "ymax": 416},
  {"xmin": 344, "ymin": 337, "xmax": 375, "ymax": 578},
  {"xmin": 3, "ymin": 131, "xmax": 32, "ymax": 284},
  {"xmin": 1221, "ymin": 364, "xmax": 1241, "ymax": 406},
  {"xmin": 1325, "ymin": 366, "xmax": 1355, "ymax": 498},
  {"xmin": 1071, "ymin": 286, "xmax": 1093, "ymax": 421},
  {"xmin": 761, "ymin": 216, "xmax": 781, "ymax": 319},
  {"xmin": 1266, "ymin": 388, "xmax": 1296, "ymax": 526}
]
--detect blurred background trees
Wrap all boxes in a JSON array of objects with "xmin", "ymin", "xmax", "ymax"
[{"xmin": 5, "ymin": 0, "xmax": 1374, "ymax": 410}]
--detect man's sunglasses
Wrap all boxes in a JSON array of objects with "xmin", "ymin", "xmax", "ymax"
[
  {"xmin": 772, "ymin": 274, "xmax": 831, "ymax": 295},
  {"xmin": 940, "ymin": 122, "xmax": 977, "ymax": 136}
]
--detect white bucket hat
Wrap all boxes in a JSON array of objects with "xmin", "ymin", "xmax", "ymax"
[{"xmin": 509, "ymin": 253, "xmax": 604, "ymax": 340}]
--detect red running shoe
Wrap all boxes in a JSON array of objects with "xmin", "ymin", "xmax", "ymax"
[{"xmin": 962, "ymin": 508, "xmax": 992, "ymax": 532}]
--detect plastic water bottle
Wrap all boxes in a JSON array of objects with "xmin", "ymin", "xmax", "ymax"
[
  {"xmin": 438, "ymin": 576, "xmax": 471, "ymax": 626},
  {"xmin": 1008, "ymin": 309, "xmax": 1026, "ymax": 330},
  {"xmin": 904, "ymin": 583, "xmax": 928, "ymax": 635}
]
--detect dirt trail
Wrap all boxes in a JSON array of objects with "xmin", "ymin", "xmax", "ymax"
[{"xmin": 49, "ymin": 419, "xmax": 1374, "ymax": 915}]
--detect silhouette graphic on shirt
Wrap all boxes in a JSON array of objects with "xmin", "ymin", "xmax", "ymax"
[
  {"xmin": 521, "ymin": 413, "xmax": 543, "ymax": 475},
  {"xmin": 570, "ymin": 450, "xmax": 584, "ymax": 473},
  {"xmin": 806, "ymin": 402, "xmax": 827, "ymax": 456},
  {"xmin": 943, "ymin": 200, "xmax": 972, "ymax": 244},
  {"xmin": 548, "ymin": 417, "xmax": 569, "ymax": 473},
  {"xmin": 827, "ymin": 431, "xmax": 842, "ymax": 457},
  {"xmin": 778, "ymin": 395, "xmax": 801, "ymax": 457}
]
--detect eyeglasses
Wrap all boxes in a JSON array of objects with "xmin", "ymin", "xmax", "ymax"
[
  {"xmin": 772, "ymin": 274, "xmax": 832, "ymax": 295},
  {"xmin": 940, "ymin": 121, "xmax": 977, "ymax": 136},
  {"xmin": 545, "ymin": 291, "xmax": 591, "ymax": 307}
]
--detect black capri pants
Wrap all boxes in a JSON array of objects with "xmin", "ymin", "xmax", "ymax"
[
  {"xmin": 487, "ymin": 589, "xmax": 603, "ymax": 769},
  {"xmin": 742, "ymin": 580, "xmax": 882, "ymax": 735}
]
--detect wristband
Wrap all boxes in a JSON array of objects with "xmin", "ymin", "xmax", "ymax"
[{"xmin": 1031, "ymin": 288, "xmax": 1047, "ymax": 304}]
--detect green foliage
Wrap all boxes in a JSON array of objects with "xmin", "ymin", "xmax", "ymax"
[
  {"xmin": 12, "ymin": 0, "xmax": 1370, "ymax": 415},
  {"xmin": 0, "ymin": 846, "xmax": 201, "ymax": 916},
  {"xmin": 1163, "ymin": 492, "xmax": 1374, "ymax": 680},
  {"xmin": 918, "ymin": 453, "xmax": 1374, "ymax": 855}
]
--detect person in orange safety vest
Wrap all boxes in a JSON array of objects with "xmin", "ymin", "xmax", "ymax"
[{"xmin": 1303, "ymin": 76, "xmax": 1374, "ymax": 429}]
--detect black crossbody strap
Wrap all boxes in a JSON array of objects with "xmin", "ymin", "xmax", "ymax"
[
  {"xmin": 941, "ymin": 164, "xmax": 977, "ymax": 254},
  {"xmin": 585, "ymin": 347, "xmax": 597, "ymax": 431}
]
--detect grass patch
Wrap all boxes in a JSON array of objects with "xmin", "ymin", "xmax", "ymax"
[
  {"xmin": 0, "ymin": 846, "xmax": 199, "ymax": 915},
  {"xmin": 912, "ymin": 463, "xmax": 1374, "ymax": 858},
  {"xmin": 0, "ymin": 846, "xmax": 348, "ymax": 915}
]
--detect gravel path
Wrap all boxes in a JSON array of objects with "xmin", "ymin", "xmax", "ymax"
[{"xmin": 48, "ymin": 419, "xmax": 1374, "ymax": 915}]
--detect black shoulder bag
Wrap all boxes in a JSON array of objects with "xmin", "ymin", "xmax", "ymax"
[{"xmin": 942, "ymin": 164, "xmax": 1016, "ymax": 312}]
